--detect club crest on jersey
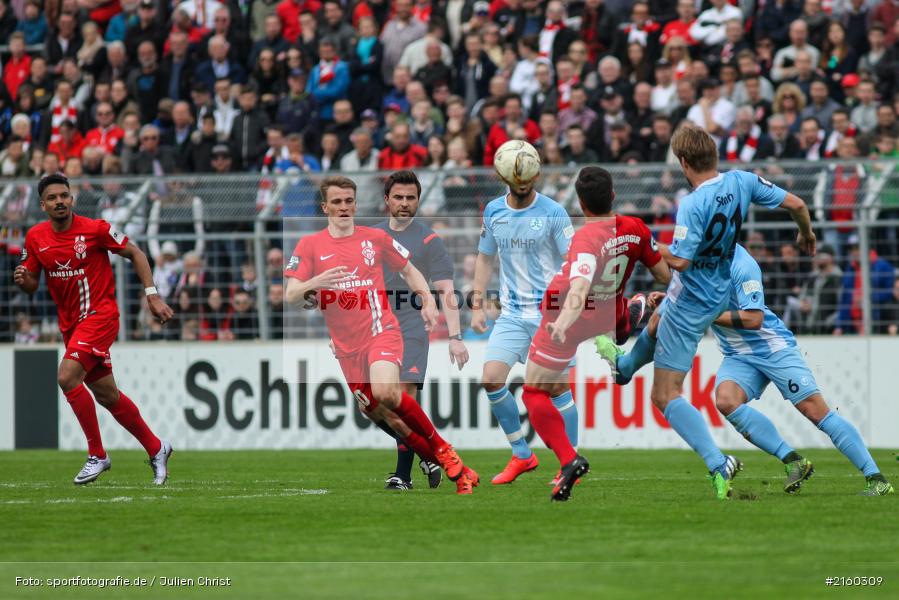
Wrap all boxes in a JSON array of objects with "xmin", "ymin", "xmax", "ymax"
[
  {"xmin": 578, "ymin": 263, "xmax": 591, "ymax": 275},
  {"xmin": 529, "ymin": 218, "xmax": 544, "ymax": 231},
  {"xmin": 361, "ymin": 240, "xmax": 376, "ymax": 266},
  {"xmin": 73, "ymin": 235, "xmax": 87, "ymax": 259}
]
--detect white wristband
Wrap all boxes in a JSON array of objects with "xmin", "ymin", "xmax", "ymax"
[{"xmin": 145, "ymin": 286, "xmax": 159, "ymax": 296}]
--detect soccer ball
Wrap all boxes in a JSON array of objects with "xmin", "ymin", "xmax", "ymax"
[{"xmin": 493, "ymin": 140, "xmax": 541, "ymax": 187}]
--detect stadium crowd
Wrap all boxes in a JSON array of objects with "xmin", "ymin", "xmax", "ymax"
[{"xmin": 3, "ymin": 0, "xmax": 899, "ymax": 341}]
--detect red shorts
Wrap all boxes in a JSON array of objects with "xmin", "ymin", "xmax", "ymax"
[
  {"xmin": 62, "ymin": 317, "xmax": 119, "ymax": 384},
  {"xmin": 336, "ymin": 328, "xmax": 403, "ymax": 414},
  {"xmin": 528, "ymin": 300, "xmax": 630, "ymax": 371}
]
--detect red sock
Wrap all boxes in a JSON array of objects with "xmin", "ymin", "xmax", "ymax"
[
  {"xmin": 64, "ymin": 384, "xmax": 106, "ymax": 459},
  {"xmin": 107, "ymin": 391, "xmax": 161, "ymax": 456},
  {"xmin": 522, "ymin": 385, "xmax": 576, "ymax": 465},
  {"xmin": 394, "ymin": 392, "xmax": 448, "ymax": 451},
  {"xmin": 401, "ymin": 431, "xmax": 438, "ymax": 463}
]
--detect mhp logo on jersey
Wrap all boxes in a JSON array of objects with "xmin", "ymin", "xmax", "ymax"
[
  {"xmin": 73, "ymin": 235, "xmax": 87, "ymax": 259},
  {"xmin": 361, "ymin": 240, "xmax": 375, "ymax": 266}
]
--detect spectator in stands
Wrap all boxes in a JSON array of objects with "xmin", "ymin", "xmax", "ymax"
[
  {"xmin": 126, "ymin": 40, "xmax": 165, "ymax": 123},
  {"xmin": 225, "ymin": 289, "xmax": 259, "ymax": 340},
  {"xmin": 162, "ymin": 101, "xmax": 195, "ymax": 165},
  {"xmin": 380, "ymin": 0, "xmax": 427, "ymax": 85},
  {"xmin": 160, "ymin": 31, "xmax": 196, "ymax": 104},
  {"xmin": 772, "ymin": 20, "xmax": 821, "ymax": 82},
  {"xmin": 340, "ymin": 127, "xmax": 379, "ymax": 170},
  {"xmin": 125, "ymin": 0, "xmax": 164, "ymax": 62},
  {"xmin": 277, "ymin": 68, "xmax": 318, "ymax": 137},
  {"xmin": 794, "ymin": 244, "xmax": 842, "ymax": 334},
  {"xmin": 820, "ymin": 21, "xmax": 858, "ymax": 102},
  {"xmin": 151, "ymin": 240, "xmax": 184, "ymax": 302},
  {"xmin": 46, "ymin": 11, "xmax": 83, "ymax": 69},
  {"xmin": 77, "ymin": 20, "xmax": 107, "ymax": 79},
  {"xmin": 558, "ymin": 85, "xmax": 598, "ymax": 133},
  {"xmin": 317, "ymin": 129, "xmax": 342, "ymax": 170},
  {"xmin": 348, "ymin": 15, "xmax": 383, "ymax": 114},
  {"xmin": 319, "ymin": 0, "xmax": 355, "ymax": 60},
  {"xmin": 188, "ymin": 112, "xmax": 219, "ymax": 173},
  {"xmin": 329, "ymin": 99, "xmax": 356, "ymax": 156},
  {"xmin": 562, "ymin": 125, "xmax": 599, "ymax": 165},
  {"xmin": 646, "ymin": 114, "xmax": 673, "ymax": 162},
  {"xmin": 408, "ymin": 100, "xmax": 439, "ymax": 147},
  {"xmin": 251, "ymin": 14, "xmax": 290, "ymax": 67},
  {"xmin": 859, "ymin": 24, "xmax": 887, "ymax": 83},
  {"xmin": 415, "ymin": 36, "xmax": 455, "ymax": 95},
  {"xmin": 42, "ymin": 79, "xmax": 79, "ymax": 149},
  {"xmin": 801, "ymin": 79, "xmax": 840, "ymax": 132},
  {"xmin": 100, "ymin": 41, "xmax": 129, "ymax": 83},
  {"xmin": 210, "ymin": 77, "xmax": 237, "ymax": 139},
  {"xmin": 482, "ymin": 93, "xmax": 540, "ymax": 166},
  {"xmin": 229, "ymin": 86, "xmax": 270, "ymax": 170},
  {"xmin": 0, "ymin": 137, "xmax": 31, "ymax": 177},
  {"xmin": 196, "ymin": 35, "xmax": 247, "ymax": 91},
  {"xmin": 456, "ymin": 32, "xmax": 497, "ymax": 112},
  {"xmin": 4, "ymin": 33, "xmax": 32, "ymax": 103},
  {"xmin": 307, "ymin": 38, "xmax": 350, "ymax": 123},
  {"xmin": 83, "ymin": 101, "xmax": 124, "ymax": 154},
  {"xmin": 379, "ymin": 121, "xmax": 426, "ymax": 169},
  {"xmin": 179, "ymin": 0, "xmax": 225, "ymax": 30},
  {"xmin": 202, "ymin": 7, "xmax": 250, "ymax": 64},
  {"xmin": 200, "ymin": 287, "xmax": 229, "ymax": 340},
  {"xmin": 276, "ymin": 0, "xmax": 321, "ymax": 45},
  {"xmin": 296, "ymin": 10, "xmax": 321, "ymax": 66},
  {"xmin": 836, "ymin": 236, "xmax": 896, "ymax": 334},
  {"xmin": 687, "ymin": 78, "xmax": 736, "ymax": 146},
  {"xmin": 127, "ymin": 123, "xmax": 177, "ymax": 175},
  {"xmin": 721, "ymin": 105, "xmax": 774, "ymax": 163},
  {"xmin": 772, "ymin": 82, "xmax": 806, "ymax": 134},
  {"xmin": 47, "ymin": 119, "xmax": 84, "ymax": 163},
  {"xmin": 870, "ymin": 0, "xmax": 899, "ymax": 46},
  {"xmin": 16, "ymin": 0, "xmax": 48, "ymax": 46},
  {"xmin": 690, "ymin": 0, "xmax": 741, "ymax": 49},
  {"xmin": 850, "ymin": 80, "xmax": 878, "ymax": 134},
  {"xmin": 768, "ymin": 113, "xmax": 803, "ymax": 159}
]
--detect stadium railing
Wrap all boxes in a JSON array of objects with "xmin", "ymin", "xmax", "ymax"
[{"xmin": 2, "ymin": 160, "xmax": 898, "ymax": 342}]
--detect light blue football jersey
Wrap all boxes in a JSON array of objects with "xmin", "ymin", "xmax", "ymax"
[
  {"xmin": 477, "ymin": 192, "xmax": 574, "ymax": 319},
  {"xmin": 668, "ymin": 170, "xmax": 786, "ymax": 312},
  {"xmin": 711, "ymin": 245, "xmax": 797, "ymax": 357}
]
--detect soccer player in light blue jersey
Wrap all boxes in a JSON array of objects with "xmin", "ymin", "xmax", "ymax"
[
  {"xmin": 610, "ymin": 124, "xmax": 817, "ymax": 500},
  {"xmin": 598, "ymin": 245, "xmax": 894, "ymax": 497},
  {"xmin": 470, "ymin": 148, "xmax": 579, "ymax": 485}
]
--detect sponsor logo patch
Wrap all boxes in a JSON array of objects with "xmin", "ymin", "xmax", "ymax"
[
  {"xmin": 391, "ymin": 238, "xmax": 410, "ymax": 259},
  {"xmin": 563, "ymin": 225, "xmax": 575, "ymax": 239},
  {"xmin": 741, "ymin": 280, "xmax": 762, "ymax": 294},
  {"xmin": 673, "ymin": 226, "xmax": 688, "ymax": 241},
  {"xmin": 286, "ymin": 256, "xmax": 300, "ymax": 271}
]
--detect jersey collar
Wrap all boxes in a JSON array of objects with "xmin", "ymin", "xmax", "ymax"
[{"xmin": 694, "ymin": 173, "xmax": 723, "ymax": 191}]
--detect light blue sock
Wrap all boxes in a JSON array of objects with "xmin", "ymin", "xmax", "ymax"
[
  {"xmin": 818, "ymin": 411, "xmax": 879, "ymax": 477},
  {"xmin": 664, "ymin": 397, "xmax": 727, "ymax": 474},
  {"xmin": 618, "ymin": 329, "xmax": 656, "ymax": 382},
  {"xmin": 487, "ymin": 387, "xmax": 532, "ymax": 459},
  {"xmin": 551, "ymin": 390, "xmax": 578, "ymax": 448},
  {"xmin": 726, "ymin": 404, "xmax": 794, "ymax": 461}
]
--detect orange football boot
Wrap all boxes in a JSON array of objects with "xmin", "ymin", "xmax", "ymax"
[
  {"xmin": 435, "ymin": 444, "xmax": 464, "ymax": 481},
  {"xmin": 456, "ymin": 466, "xmax": 480, "ymax": 494},
  {"xmin": 491, "ymin": 454, "xmax": 539, "ymax": 484}
]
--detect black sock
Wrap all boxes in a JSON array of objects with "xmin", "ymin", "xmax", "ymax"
[
  {"xmin": 395, "ymin": 440, "xmax": 415, "ymax": 481},
  {"xmin": 376, "ymin": 419, "xmax": 400, "ymax": 441},
  {"xmin": 782, "ymin": 451, "xmax": 803, "ymax": 464},
  {"xmin": 866, "ymin": 473, "xmax": 887, "ymax": 483}
]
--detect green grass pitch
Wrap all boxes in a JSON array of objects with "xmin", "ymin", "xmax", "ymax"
[{"xmin": 1, "ymin": 449, "xmax": 897, "ymax": 599}]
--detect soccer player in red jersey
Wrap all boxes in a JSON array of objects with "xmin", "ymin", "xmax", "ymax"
[
  {"xmin": 284, "ymin": 175, "xmax": 478, "ymax": 493},
  {"xmin": 523, "ymin": 166, "xmax": 672, "ymax": 501},
  {"xmin": 13, "ymin": 174, "xmax": 175, "ymax": 485}
]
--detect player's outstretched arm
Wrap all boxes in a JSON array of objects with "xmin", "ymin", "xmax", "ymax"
[
  {"xmin": 714, "ymin": 309, "xmax": 764, "ymax": 330},
  {"xmin": 400, "ymin": 262, "xmax": 439, "ymax": 330},
  {"xmin": 779, "ymin": 193, "xmax": 816, "ymax": 256},
  {"xmin": 470, "ymin": 252, "xmax": 495, "ymax": 332},
  {"xmin": 648, "ymin": 257, "xmax": 672, "ymax": 285},
  {"xmin": 117, "ymin": 242, "xmax": 174, "ymax": 324},
  {"xmin": 13, "ymin": 265, "xmax": 40, "ymax": 295}
]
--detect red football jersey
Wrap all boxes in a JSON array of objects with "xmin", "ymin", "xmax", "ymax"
[
  {"xmin": 285, "ymin": 225, "xmax": 410, "ymax": 357},
  {"xmin": 22, "ymin": 215, "xmax": 128, "ymax": 333},
  {"xmin": 543, "ymin": 215, "xmax": 661, "ymax": 322}
]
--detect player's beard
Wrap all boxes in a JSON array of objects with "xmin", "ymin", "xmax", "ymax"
[{"xmin": 508, "ymin": 179, "xmax": 536, "ymax": 203}]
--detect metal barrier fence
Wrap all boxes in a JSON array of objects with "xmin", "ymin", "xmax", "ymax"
[{"xmin": 2, "ymin": 160, "xmax": 898, "ymax": 342}]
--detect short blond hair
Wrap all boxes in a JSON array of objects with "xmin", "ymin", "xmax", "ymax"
[
  {"xmin": 319, "ymin": 175, "xmax": 357, "ymax": 202},
  {"xmin": 671, "ymin": 123, "xmax": 718, "ymax": 172}
]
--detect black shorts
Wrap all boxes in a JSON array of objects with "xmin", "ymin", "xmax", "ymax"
[{"xmin": 400, "ymin": 330, "xmax": 429, "ymax": 388}]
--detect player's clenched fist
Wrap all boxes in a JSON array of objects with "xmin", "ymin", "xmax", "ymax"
[
  {"xmin": 797, "ymin": 230, "xmax": 816, "ymax": 256},
  {"xmin": 13, "ymin": 265, "xmax": 28, "ymax": 285}
]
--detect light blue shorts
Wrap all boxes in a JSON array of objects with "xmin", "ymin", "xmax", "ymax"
[
  {"xmin": 485, "ymin": 315, "xmax": 575, "ymax": 368},
  {"xmin": 653, "ymin": 297, "xmax": 725, "ymax": 373},
  {"xmin": 715, "ymin": 346, "xmax": 820, "ymax": 405}
]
